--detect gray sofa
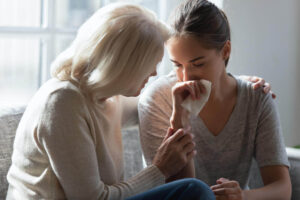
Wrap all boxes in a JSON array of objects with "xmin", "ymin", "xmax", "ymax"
[{"xmin": 1, "ymin": 105, "xmax": 300, "ymax": 199}]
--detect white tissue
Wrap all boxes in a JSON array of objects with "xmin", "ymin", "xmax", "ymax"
[{"xmin": 181, "ymin": 80, "xmax": 212, "ymax": 116}]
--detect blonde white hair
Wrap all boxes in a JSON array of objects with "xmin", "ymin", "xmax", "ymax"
[{"xmin": 51, "ymin": 3, "xmax": 170, "ymax": 101}]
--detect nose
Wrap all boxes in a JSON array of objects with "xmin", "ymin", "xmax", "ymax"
[
  {"xmin": 150, "ymin": 71, "xmax": 157, "ymax": 77},
  {"xmin": 182, "ymin": 67, "xmax": 191, "ymax": 82}
]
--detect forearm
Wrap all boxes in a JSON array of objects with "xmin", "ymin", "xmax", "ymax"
[
  {"xmin": 169, "ymin": 104, "xmax": 195, "ymax": 182},
  {"xmin": 243, "ymin": 180, "xmax": 291, "ymax": 200},
  {"xmin": 170, "ymin": 104, "xmax": 183, "ymax": 130},
  {"xmin": 166, "ymin": 159, "xmax": 195, "ymax": 182}
]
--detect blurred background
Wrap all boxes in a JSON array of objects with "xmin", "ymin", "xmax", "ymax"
[{"xmin": 0, "ymin": 0, "xmax": 299, "ymax": 147}]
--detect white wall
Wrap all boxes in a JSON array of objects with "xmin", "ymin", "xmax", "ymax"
[{"xmin": 223, "ymin": 0, "xmax": 300, "ymax": 146}]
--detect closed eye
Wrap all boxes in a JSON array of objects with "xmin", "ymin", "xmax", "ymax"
[
  {"xmin": 171, "ymin": 62, "xmax": 182, "ymax": 67},
  {"xmin": 174, "ymin": 64, "xmax": 182, "ymax": 67},
  {"xmin": 193, "ymin": 63, "xmax": 205, "ymax": 67}
]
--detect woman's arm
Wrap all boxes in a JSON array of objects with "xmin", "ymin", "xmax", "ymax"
[
  {"xmin": 167, "ymin": 81, "xmax": 205, "ymax": 181},
  {"xmin": 244, "ymin": 165, "xmax": 291, "ymax": 200},
  {"xmin": 211, "ymin": 166, "xmax": 291, "ymax": 200},
  {"xmin": 39, "ymin": 90, "xmax": 167, "ymax": 200},
  {"xmin": 167, "ymin": 102, "xmax": 195, "ymax": 182},
  {"xmin": 211, "ymin": 87, "xmax": 291, "ymax": 200}
]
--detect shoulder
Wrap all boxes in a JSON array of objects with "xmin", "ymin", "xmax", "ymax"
[
  {"xmin": 27, "ymin": 79, "xmax": 88, "ymax": 117},
  {"xmin": 139, "ymin": 71, "xmax": 177, "ymax": 106},
  {"xmin": 235, "ymin": 76, "xmax": 273, "ymax": 109}
]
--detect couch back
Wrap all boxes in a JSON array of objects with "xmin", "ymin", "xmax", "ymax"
[{"xmin": 0, "ymin": 106, "xmax": 25, "ymax": 199}]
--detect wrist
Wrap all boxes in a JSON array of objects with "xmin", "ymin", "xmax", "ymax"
[
  {"xmin": 153, "ymin": 163, "xmax": 169, "ymax": 179},
  {"xmin": 170, "ymin": 111, "xmax": 182, "ymax": 129}
]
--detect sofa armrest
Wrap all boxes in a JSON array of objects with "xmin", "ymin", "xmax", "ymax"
[
  {"xmin": 248, "ymin": 147, "xmax": 300, "ymax": 200},
  {"xmin": 286, "ymin": 147, "xmax": 300, "ymax": 200},
  {"xmin": 286, "ymin": 147, "xmax": 300, "ymax": 160}
]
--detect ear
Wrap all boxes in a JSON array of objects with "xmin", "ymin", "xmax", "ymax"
[{"xmin": 222, "ymin": 40, "xmax": 231, "ymax": 61}]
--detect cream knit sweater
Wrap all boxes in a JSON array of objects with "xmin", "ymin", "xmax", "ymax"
[{"xmin": 6, "ymin": 78, "xmax": 165, "ymax": 200}]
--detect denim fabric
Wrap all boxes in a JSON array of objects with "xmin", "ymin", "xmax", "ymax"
[{"xmin": 126, "ymin": 178, "xmax": 215, "ymax": 200}]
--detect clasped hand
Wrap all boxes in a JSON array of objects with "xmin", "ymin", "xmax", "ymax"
[{"xmin": 211, "ymin": 178, "xmax": 245, "ymax": 200}]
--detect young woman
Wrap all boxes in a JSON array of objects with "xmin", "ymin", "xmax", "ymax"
[
  {"xmin": 138, "ymin": 0, "xmax": 291, "ymax": 200},
  {"xmin": 6, "ymin": 3, "xmax": 215, "ymax": 200}
]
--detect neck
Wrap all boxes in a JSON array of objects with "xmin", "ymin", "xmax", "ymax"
[{"xmin": 209, "ymin": 71, "xmax": 235, "ymax": 103}]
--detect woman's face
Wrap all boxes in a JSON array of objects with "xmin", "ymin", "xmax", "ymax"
[
  {"xmin": 166, "ymin": 35, "xmax": 229, "ymax": 85},
  {"xmin": 133, "ymin": 70, "xmax": 157, "ymax": 96}
]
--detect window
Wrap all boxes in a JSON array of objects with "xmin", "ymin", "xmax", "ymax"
[
  {"xmin": 0, "ymin": 0, "xmax": 221, "ymax": 106},
  {"xmin": 0, "ymin": 0, "xmax": 176, "ymax": 106}
]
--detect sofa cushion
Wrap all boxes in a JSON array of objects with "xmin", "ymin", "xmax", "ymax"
[{"xmin": 0, "ymin": 105, "xmax": 25, "ymax": 199}]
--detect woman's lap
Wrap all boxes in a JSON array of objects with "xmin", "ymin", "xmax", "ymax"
[{"xmin": 126, "ymin": 178, "xmax": 215, "ymax": 200}]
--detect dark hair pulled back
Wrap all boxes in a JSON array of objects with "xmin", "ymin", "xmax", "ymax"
[{"xmin": 170, "ymin": 0, "xmax": 231, "ymax": 66}]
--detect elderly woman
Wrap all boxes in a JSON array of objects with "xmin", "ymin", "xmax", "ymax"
[{"xmin": 6, "ymin": 3, "xmax": 215, "ymax": 200}]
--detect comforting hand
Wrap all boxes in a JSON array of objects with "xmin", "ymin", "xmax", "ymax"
[
  {"xmin": 152, "ymin": 127, "xmax": 196, "ymax": 179},
  {"xmin": 239, "ymin": 75, "xmax": 276, "ymax": 99},
  {"xmin": 210, "ymin": 178, "xmax": 245, "ymax": 200}
]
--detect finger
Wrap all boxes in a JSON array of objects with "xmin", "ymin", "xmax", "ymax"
[
  {"xmin": 218, "ymin": 181, "xmax": 239, "ymax": 189},
  {"xmin": 186, "ymin": 149, "xmax": 197, "ymax": 161},
  {"xmin": 212, "ymin": 187, "xmax": 240, "ymax": 195},
  {"xmin": 263, "ymin": 82, "xmax": 271, "ymax": 93},
  {"xmin": 163, "ymin": 127, "xmax": 174, "ymax": 142},
  {"xmin": 173, "ymin": 81, "xmax": 195, "ymax": 100},
  {"xmin": 199, "ymin": 81, "xmax": 206, "ymax": 94},
  {"xmin": 216, "ymin": 177, "xmax": 230, "ymax": 184},
  {"xmin": 168, "ymin": 128, "xmax": 186, "ymax": 143},
  {"xmin": 178, "ymin": 133, "xmax": 194, "ymax": 146},
  {"xmin": 271, "ymin": 91, "xmax": 276, "ymax": 99},
  {"xmin": 187, "ymin": 82, "xmax": 197, "ymax": 100},
  {"xmin": 250, "ymin": 76, "xmax": 259, "ymax": 82},
  {"xmin": 252, "ymin": 78, "xmax": 265, "ymax": 90},
  {"xmin": 182, "ymin": 142, "xmax": 195, "ymax": 154},
  {"xmin": 211, "ymin": 181, "xmax": 237, "ymax": 190},
  {"xmin": 193, "ymin": 81, "xmax": 201, "ymax": 100}
]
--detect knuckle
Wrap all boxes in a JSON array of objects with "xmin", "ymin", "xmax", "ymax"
[
  {"xmin": 185, "ymin": 133, "xmax": 193, "ymax": 140},
  {"xmin": 187, "ymin": 133, "xmax": 193, "ymax": 140},
  {"xmin": 233, "ymin": 181, "xmax": 239, "ymax": 187},
  {"xmin": 180, "ymin": 154, "xmax": 187, "ymax": 163},
  {"xmin": 190, "ymin": 142, "xmax": 195, "ymax": 148}
]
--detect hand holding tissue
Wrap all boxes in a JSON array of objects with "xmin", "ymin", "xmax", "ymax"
[{"xmin": 181, "ymin": 80, "xmax": 212, "ymax": 116}]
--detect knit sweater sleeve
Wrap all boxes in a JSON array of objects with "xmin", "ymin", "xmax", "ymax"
[{"xmin": 37, "ymin": 89, "xmax": 164, "ymax": 200}]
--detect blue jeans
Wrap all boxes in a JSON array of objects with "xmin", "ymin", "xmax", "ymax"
[{"xmin": 126, "ymin": 178, "xmax": 215, "ymax": 200}]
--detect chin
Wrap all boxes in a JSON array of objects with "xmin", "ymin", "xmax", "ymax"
[
  {"xmin": 133, "ymin": 89, "xmax": 142, "ymax": 97},
  {"xmin": 122, "ymin": 88, "xmax": 142, "ymax": 97}
]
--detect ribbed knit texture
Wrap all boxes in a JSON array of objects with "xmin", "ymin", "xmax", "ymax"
[{"xmin": 6, "ymin": 78, "xmax": 165, "ymax": 200}]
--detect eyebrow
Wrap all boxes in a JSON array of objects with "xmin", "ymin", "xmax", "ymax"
[
  {"xmin": 170, "ymin": 56, "xmax": 205, "ymax": 64},
  {"xmin": 189, "ymin": 56, "xmax": 205, "ymax": 63}
]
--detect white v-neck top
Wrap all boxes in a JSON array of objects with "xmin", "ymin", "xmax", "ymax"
[
  {"xmin": 138, "ymin": 71, "xmax": 289, "ymax": 189},
  {"xmin": 6, "ymin": 78, "xmax": 165, "ymax": 200}
]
